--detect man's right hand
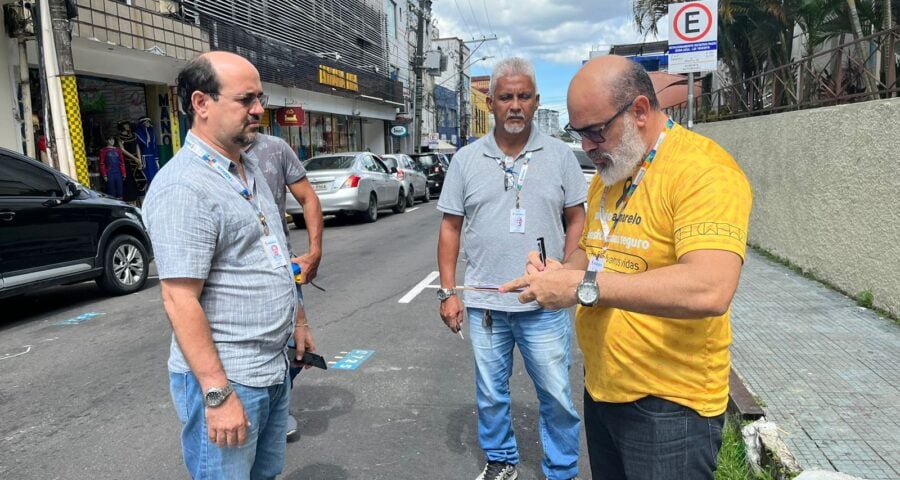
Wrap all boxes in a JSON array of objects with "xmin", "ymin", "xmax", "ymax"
[
  {"xmin": 525, "ymin": 250, "xmax": 563, "ymax": 275},
  {"xmin": 439, "ymin": 295, "xmax": 465, "ymax": 333},
  {"xmin": 205, "ymin": 393, "xmax": 249, "ymax": 448}
]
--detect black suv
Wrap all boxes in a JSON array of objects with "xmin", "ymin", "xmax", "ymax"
[
  {"xmin": 0, "ymin": 148, "xmax": 153, "ymax": 299},
  {"xmin": 410, "ymin": 152, "xmax": 450, "ymax": 195}
]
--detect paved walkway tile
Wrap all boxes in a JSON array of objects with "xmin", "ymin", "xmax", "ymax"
[{"xmin": 731, "ymin": 250, "xmax": 900, "ymax": 480}]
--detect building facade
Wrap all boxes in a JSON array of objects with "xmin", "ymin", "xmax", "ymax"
[
  {"xmin": 3, "ymin": 0, "xmax": 405, "ymax": 193},
  {"xmin": 536, "ymin": 108, "xmax": 560, "ymax": 137},
  {"xmin": 469, "ymin": 86, "xmax": 489, "ymax": 139}
]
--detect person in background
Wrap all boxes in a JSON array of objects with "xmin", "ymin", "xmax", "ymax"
[
  {"xmin": 437, "ymin": 57, "xmax": 587, "ymax": 480},
  {"xmin": 245, "ymin": 132, "xmax": 323, "ymax": 440},
  {"xmin": 502, "ymin": 55, "xmax": 753, "ymax": 480}
]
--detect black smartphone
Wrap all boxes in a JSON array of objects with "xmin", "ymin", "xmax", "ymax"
[{"xmin": 293, "ymin": 351, "xmax": 327, "ymax": 370}]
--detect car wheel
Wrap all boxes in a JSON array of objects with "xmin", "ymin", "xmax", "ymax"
[
  {"xmin": 292, "ymin": 214, "xmax": 306, "ymax": 229},
  {"xmin": 361, "ymin": 193, "xmax": 378, "ymax": 222},
  {"xmin": 406, "ymin": 187, "xmax": 415, "ymax": 207},
  {"xmin": 393, "ymin": 189, "xmax": 407, "ymax": 214},
  {"xmin": 96, "ymin": 234, "xmax": 149, "ymax": 295}
]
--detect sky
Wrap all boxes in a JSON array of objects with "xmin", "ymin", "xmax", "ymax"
[{"xmin": 430, "ymin": 0, "xmax": 667, "ymax": 125}]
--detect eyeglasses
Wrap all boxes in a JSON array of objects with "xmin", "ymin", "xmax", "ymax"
[
  {"xmin": 564, "ymin": 98, "xmax": 634, "ymax": 144},
  {"xmin": 206, "ymin": 91, "xmax": 269, "ymax": 109}
]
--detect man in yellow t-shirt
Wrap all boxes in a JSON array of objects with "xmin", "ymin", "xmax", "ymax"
[{"xmin": 502, "ymin": 55, "xmax": 752, "ymax": 479}]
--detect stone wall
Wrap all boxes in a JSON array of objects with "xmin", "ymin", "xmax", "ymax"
[{"xmin": 694, "ymin": 98, "xmax": 900, "ymax": 317}]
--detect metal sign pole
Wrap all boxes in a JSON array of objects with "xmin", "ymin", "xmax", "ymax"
[{"xmin": 687, "ymin": 71, "xmax": 694, "ymax": 130}]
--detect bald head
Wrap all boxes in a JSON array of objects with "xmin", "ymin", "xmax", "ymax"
[
  {"xmin": 177, "ymin": 51, "xmax": 261, "ymax": 126},
  {"xmin": 567, "ymin": 55, "xmax": 660, "ymax": 129}
]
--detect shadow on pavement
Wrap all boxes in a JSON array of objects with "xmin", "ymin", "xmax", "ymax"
[
  {"xmin": 292, "ymin": 384, "xmax": 357, "ymax": 437},
  {"xmin": 0, "ymin": 278, "xmax": 161, "ymax": 328}
]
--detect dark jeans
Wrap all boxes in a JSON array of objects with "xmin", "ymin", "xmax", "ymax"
[{"xmin": 583, "ymin": 389, "xmax": 724, "ymax": 480}]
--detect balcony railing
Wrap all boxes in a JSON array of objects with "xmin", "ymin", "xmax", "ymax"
[{"xmin": 666, "ymin": 26, "xmax": 900, "ymax": 123}]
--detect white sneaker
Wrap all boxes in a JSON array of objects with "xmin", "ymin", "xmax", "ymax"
[
  {"xmin": 476, "ymin": 462, "xmax": 517, "ymax": 480},
  {"xmin": 286, "ymin": 414, "xmax": 299, "ymax": 441}
]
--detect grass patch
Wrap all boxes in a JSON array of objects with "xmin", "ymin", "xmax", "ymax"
[
  {"xmin": 857, "ymin": 290, "xmax": 874, "ymax": 309},
  {"xmin": 716, "ymin": 416, "xmax": 777, "ymax": 480},
  {"xmin": 749, "ymin": 244, "xmax": 898, "ymax": 325}
]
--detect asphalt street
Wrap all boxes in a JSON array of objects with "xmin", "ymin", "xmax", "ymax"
[{"xmin": 0, "ymin": 202, "xmax": 588, "ymax": 479}]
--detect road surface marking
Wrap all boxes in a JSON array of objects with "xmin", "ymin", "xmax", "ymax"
[
  {"xmin": 399, "ymin": 271, "xmax": 439, "ymax": 303},
  {"xmin": 407, "ymin": 207, "xmax": 419, "ymax": 212},
  {"xmin": 55, "ymin": 312, "xmax": 105, "ymax": 326},
  {"xmin": 332, "ymin": 350, "xmax": 374, "ymax": 370},
  {"xmin": 0, "ymin": 345, "xmax": 32, "ymax": 361}
]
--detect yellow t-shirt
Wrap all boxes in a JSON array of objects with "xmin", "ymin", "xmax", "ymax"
[{"xmin": 576, "ymin": 122, "xmax": 752, "ymax": 417}]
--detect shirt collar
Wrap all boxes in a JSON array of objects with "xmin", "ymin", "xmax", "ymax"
[
  {"xmin": 482, "ymin": 126, "xmax": 544, "ymax": 160},
  {"xmin": 186, "ymin": 131, "xmax": 257, "ymax": 172}
]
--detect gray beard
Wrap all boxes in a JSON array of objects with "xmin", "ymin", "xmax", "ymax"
[
  {"xmin": 595, "ymin": 116, "xmax": 648, "ymax": 185},
  {"xmin": 503, "ymin": 120, "xmax": 526, "ymax": 135}
]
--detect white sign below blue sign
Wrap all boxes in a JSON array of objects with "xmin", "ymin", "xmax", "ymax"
[{"xmin": 332, "ymin": 350, "xmax": 374, "ymax": 370}]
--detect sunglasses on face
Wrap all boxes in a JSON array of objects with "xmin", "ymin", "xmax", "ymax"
[{"xmin": 564, "ymin": 98, "xmax": 634, "ymax": 144}]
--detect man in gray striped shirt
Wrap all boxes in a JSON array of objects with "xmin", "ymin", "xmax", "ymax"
[{"xmin": 144, "ymin": 51, "xmax": 296, "ymax": 479}]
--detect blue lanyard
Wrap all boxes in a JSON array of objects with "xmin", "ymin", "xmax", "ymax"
[
  {"xmin": 186, "ymin": 141, "xmax": 271, "ymax": 236},
  {"xmin": 494, "ymin": 152, "xmax": 532, "ymax": 208}
]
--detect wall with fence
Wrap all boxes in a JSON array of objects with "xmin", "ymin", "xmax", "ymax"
[{"xmin": 694, "ymin": 97, "xmax": 900, "ymax": 317}]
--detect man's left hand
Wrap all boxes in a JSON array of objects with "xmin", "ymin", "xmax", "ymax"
[
  {"xmin": 501, "ymin": 269, "xmax": 584, "ymax": 310},
  {"xmin": 293, "ymin": 325, "xmax": 317, "ymax": 369},
  {"xmin": 292, "ymin": 252, "xmax": 321, "ymax": 284}
]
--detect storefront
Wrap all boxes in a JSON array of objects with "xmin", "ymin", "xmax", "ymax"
[{"xmin": 261, "ymin": 107, "xmax": 365, "ymax": 160}]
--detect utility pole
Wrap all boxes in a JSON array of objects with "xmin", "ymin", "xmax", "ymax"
[
  {"xmin": 412, "ymin": 0, "xmax": 431, "ymax": 154},
  {"xmin": 457, "ymin": 38, "xmax": 467, "ymax": 147}
]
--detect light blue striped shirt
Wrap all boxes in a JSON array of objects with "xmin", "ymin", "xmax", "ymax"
[{"xmin": 144, "ymin": 132, "xmax": 297, "ymax": 387}]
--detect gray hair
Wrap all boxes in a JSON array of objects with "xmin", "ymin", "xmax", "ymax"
[{"xmin": 489, "ymin": 57, "xmax": 538, "ymax": 97}]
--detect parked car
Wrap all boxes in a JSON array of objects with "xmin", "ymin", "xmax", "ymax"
[
  {"xmin": 381, "ymin": 153, "xmax": 430, "ymax": 206},
  {"xmin": 570, "ymin": 144, "xmax": 596, "ymax": 186},
  {"xmin": 290, "ymin": 152, "xmax": 405, "ymax": 223},
  {"xmin": 0, "ymin": 148, "xmax": 153, "ymax": 299},
  {"xmin": 410, "ymin": 152, "xmax": 450, "ymax": 195}
]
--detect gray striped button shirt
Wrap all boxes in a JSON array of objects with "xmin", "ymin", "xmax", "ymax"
[{"xmin": 144, "ymin": 131, "xmax": 297, "ymax": 387}]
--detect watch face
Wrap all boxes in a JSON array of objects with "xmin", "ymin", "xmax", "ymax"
[
  {"xmin": 577, "ymin": 283, "xmax": 599, "ymax": 305},
  {"xmin": 205, "ymin": 390, "xmax": 224, "ymax": 407},
  {"xmin": 436, "ymin": 289, "xmax": 447, "ymax": 301}
]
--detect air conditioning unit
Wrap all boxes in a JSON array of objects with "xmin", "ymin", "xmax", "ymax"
[{"xmin": 3, "ymin": 2, "xmax": 35, "ymax": 38}]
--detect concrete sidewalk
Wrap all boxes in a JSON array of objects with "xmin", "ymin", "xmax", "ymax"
[{"xmin": 731, "ymin": 250, "xmax": 900, "ymax": 480}]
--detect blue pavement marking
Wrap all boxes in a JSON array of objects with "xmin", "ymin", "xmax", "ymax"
[
  {"xmin": 331, "ymin": 350, "xmax": 374, "ymax": 370},
  {"xmin": 55, "ymin": 312, "xmax": 105, "ymax": 326}
]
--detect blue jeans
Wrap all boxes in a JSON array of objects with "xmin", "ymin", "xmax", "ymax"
[
  {"xmin": 583, "ymin": 391, "xmax": 725, "ymax": 480},
  {"xmin": 169, "ymin": 371, "xmax": 290, "ymax": 480},
  {"xmin": 468, "ymin": 307, "xmax": 581, "ymax": 480}
]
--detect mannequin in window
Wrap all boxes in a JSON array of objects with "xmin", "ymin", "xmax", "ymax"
[
  {"xmin": 117, "ymin": 120, "xmax": 143, "ymax": 204},
  {"xmin": 99, "ymin": 136, "xmax": 126, "ymax": 199},
  {"xmin": 135, "ymin": 116, "xmax": 160, "ymax": 185}
]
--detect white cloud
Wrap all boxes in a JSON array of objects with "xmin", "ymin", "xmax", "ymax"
[{"xmin": 431, "ymin": 1, "xmax": 663, "ymax": 66}]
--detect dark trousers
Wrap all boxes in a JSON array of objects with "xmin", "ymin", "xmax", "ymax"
[
  {"xmin": 583, "ymin": 389, "xmax": 724, "ymax": 480},
  {"xmin": 106, "ymin": 174, "xmax": 123, "ymax": 199}
]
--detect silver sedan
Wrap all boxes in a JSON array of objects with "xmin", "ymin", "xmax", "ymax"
[{"xmin": 287, "ymin": 152, "xmax": 406, "ymax": 223}]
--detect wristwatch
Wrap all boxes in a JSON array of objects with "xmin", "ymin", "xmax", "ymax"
[
  {"xmin": 576, "ymin": 270, "xmax": 600, "ymax": 307},
  {"xmin": 203, "ymin": 383, "xmax": 234, "ymax": 408},
  {"xmin": 436, "ymin": 287, "xmax": 457, "ymax": 302}
]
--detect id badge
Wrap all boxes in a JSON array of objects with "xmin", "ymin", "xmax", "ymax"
[
  {"xmin": 588, "ymin": 255, "xmax": 606, "ymax": 272},
  {"xmin": 509, "ymin": 208, "xmax": 526, "ymax": 233},
  {"xmin": 261, "ymin": 234, "xmax": 288, "ymax": 269}
]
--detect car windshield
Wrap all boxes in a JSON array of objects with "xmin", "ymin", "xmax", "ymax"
[
  {"xmin": 305, "ymin": 155, "xmax": 356, "ymax": 171},
  {"xmin": 415, "ymin": 155, "xmax": 436, "ymax": 167},
  {"xmin": 381, "ymin": 157, "xmax": 398, "ymax": 169}
]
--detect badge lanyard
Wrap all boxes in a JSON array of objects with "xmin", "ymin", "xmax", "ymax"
[
  {"xmin": 495, "ymin": 152, "xmax": 532, "ymax": 209},
  {"xmin": 593, "ymin": 118, "xmax": 674, "ymax": 270},
  {"xmin": 186, "ymin": 141, "xmax": 271, "ymax": 236}
]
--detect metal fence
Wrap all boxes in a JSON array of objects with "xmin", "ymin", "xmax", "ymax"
[{"xmin": 666, "ymin": 26, "xmax": 900, "ymax": 123}]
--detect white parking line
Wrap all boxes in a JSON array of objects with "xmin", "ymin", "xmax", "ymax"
[
  {"xmin": 399, "ymin": 271, "xmax": 439, "ymax": 303},
  {"xmin": 407, "ymin": 207, "xmax": 419, "ymax": 212}
]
